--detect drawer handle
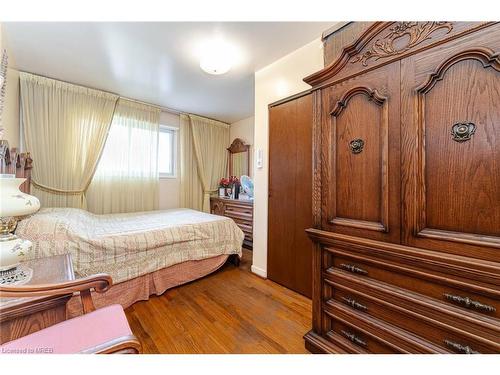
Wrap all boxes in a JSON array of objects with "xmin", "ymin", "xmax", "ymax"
[
  {"xmin": 341, "ymin": 330, "xmax": 366, "ymax": 347},
  {"xmin": 444, "ymin": 339, "xmax": 479, "ymax": 354},
  {"xmin": 341, "ymin": 297, "xmax": 367, "ymax": 311},
  {"xmin": 340, "ymin": 263, "xmax": 368, "ymax": 275},
  {"xmin": 443, "ymin": 293, "xmax": 496, "ymax": 313}
]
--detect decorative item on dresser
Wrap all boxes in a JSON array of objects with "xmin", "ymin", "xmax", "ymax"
[
  {"xmin": 303, "ymin": 21, "xmax": 500, "ymax": 354},
  {"xmin": 210, "ymin": 197, "xmax": 253, "ymax": 249},
  {"xmin": 0, "ymin": 146, "xmax": 40, "ymax": 273},
  {"xmin": 0, "ymin": 176, "xmax": 41, "ymax": 272},
  {"xmin": 267, "ymin": 91, "xmax": 313, "ymax": 298}
]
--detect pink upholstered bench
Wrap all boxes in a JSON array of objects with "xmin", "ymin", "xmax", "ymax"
[
  {"xmin": 0, "ymin": 273, "xmax": 141, "ymax": 354},
  {"xmin": 1, "ymin": 305, "xmax": 136, "ymax": 354}
]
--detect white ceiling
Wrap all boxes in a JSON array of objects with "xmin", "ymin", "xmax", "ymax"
[{"xmin": 3, "ymin": 22, "xmax": 336, "ymax": 123}]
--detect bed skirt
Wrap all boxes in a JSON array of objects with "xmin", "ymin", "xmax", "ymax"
[{"xmin": 67, "ymin": 254, "xmax": 229, "ymax": 318}]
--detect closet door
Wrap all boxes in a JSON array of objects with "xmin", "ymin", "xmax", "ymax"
[
  {"xmin": 268, "ymin": 93, "xmax": 312, "ymax": 298},
  {"xmin": 321, "ymin": 62, "xmax": 401, "ymax": 243},
  {"xmin": 401, "ymin": 25, "xmax": 500, "ymax": 262}
]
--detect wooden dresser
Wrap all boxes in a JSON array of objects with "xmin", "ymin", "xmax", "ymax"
[
  {"xmin": 210, "ymin": 197, "xmax": 253, "ymax": 249},
  {"xmin": 304, "ymin": 22, "xmax": 500, "ymax": 354}
]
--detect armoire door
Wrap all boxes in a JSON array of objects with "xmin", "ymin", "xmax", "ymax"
[
  {"xmin": 321, "ymin": 62, "xmax": 401, "ymax": 243},
  {"xmin": 268, "ymin": 93, "xmax": 312, "ymax": 298},
  {"xmin": 401, "ymin": 24, "xmax": 500, "ymax": 262}
]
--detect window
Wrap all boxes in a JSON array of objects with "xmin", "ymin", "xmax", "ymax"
[
  {"xmin": 158, "ymin": 126, "xmax": 177, "ymax": 178},
  {"xmin": 94, "ymin": 114, "xmax": 158, "ymax": 179}
]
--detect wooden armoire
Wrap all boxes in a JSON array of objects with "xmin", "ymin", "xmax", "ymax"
[{"xmin": 304, "ymin": 22, "xmax": 500, "ymax": 354}]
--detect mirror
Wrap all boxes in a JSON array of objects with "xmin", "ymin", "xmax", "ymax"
[{"xmin": 227, "ymin": 138, "xmax": 250, "ymax": 179}]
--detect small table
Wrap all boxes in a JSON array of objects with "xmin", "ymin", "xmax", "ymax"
[{"xmin": 0, "ymin": 254, "xmax": 75, "ymax": 344}]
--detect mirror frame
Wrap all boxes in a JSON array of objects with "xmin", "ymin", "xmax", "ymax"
[{"xmin": 227, "ymin": 138, "xmax": 250, "ymax": 178}]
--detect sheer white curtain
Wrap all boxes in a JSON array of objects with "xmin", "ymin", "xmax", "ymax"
[
  {"xmin": 180, "ymin": 114, "xmax": 229, "ymax": 212},
  {"xmin": 19, "ymin": 72, "xmax": 118, "ymax": 208},
  {"xmin": 87, "ymin": 99, "xmax": 160, "ymax": 214},
  {"xmin": 180, "ymin": 114, "xmax": 203, "ymax": 211}
]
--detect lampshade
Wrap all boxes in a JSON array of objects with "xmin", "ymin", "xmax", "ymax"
[{"xmin": 0, "ymin": 174, "xmax": 40, "ymax": 217}]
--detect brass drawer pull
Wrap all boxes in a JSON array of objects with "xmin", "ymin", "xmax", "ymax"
[
  {"xmin": 444, "ymin": 339, "xmax": 479, "ymax": 354},
  {"xmin": 341, "ymin": 330, "xmax": 366, "ymax": 347},
  {"xmin": 341, "ymin": 297, "xmax": 367, "ymax": 311},
  {"xmin": 444, "ymin": 293, "xmax": 496, "ymax": 313},
  {"xmin": 340, "ymin": 263, "xmax": 368, "ymax": 275}
]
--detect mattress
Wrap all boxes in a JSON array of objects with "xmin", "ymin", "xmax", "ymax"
[{"xmin": 16, "ymin": 208, "xmax": 244, "ymax": 284}]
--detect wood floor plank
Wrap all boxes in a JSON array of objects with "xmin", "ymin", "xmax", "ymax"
[{"xmin": 125, "ymin": 250, "xmax": 312, "ymax": 354}]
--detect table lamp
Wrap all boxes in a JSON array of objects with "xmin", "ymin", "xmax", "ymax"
[{"xmin": 0, "ymin": 174, "xmax": 40, "ymax": 273}]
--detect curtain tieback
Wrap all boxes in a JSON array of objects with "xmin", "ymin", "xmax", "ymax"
[
  {"xmin": 203, "ymin": 189, "xmax": 218, "ymax": 194},
  {"xmin": 32, "ymin": 180, "xmax": 85, "ymax": 195}
]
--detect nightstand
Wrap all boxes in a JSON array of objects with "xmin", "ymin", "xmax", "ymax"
[{"xmin": 0, "ymin": 254, "xmax": 75, "ymax": 344}]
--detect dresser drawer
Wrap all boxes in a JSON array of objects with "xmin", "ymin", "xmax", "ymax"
[
  {"xmin": 324, "ymin": 246, "xmax": 500, "ymax": 320},
  {"xmin": 223, "ymin": 210, "xmax": 253, "ymax": 222},
  {"xmin": 232, "ymin": 218, "xmax": 253, "ymax": 231},
  {"xmin": 323, "ymin": 309, "xmax": 395, "ymax": 353},
  {"xmin": 324, "ymin": 270, "xmax": 500, "ymax": 353},
  {"xmin": 224, "ymin": 203, "xmax": 253, "ymax": 216},
  {"xmin": 322, "ymin": 302, "xmax": 446, "ymax": 353}
]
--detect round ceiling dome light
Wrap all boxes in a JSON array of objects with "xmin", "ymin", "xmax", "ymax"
[{"xmin": 199, "ymin": 38, "xmax": 236, "ymax": 75}]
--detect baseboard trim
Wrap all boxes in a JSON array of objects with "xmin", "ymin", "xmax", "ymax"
[{"xmin": 251, "ymin": 265, "xmax": 267, "ymax": 278}]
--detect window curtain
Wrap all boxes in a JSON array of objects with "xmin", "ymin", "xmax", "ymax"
[
  {"xmin": 86, "ymin": 99, "xmax": 160, "ymax": 214},
  {"xmin": 20, "ymin": 72, "xmax": 118, "ymax": 208},
  {"xmin": 180, "ymin": 114, "xmax": 229, "ymax": 212}
]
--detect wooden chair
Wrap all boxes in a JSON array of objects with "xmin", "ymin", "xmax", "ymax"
[{"xmin": 0, "ymin": 274, "xmax": 141, "ymax": 354}]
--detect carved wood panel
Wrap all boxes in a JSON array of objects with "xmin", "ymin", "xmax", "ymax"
[
  {"xmin": 308, "ymin": 22, "xmax": 491, "ymax": 89},
  {"xmin": 330, "ymin": 87, "xmax": 388, "ymax": 230},
  {"xmin": 401, "ymin": 24, "xmax": 500, "ymax": 261},
  {"xmin": 350, "ymin": 22, "xmax": 454, "ymax": 67},
  {"xmin": 322, "ymin": 62, "xmax": 400, "ymax": 243}
]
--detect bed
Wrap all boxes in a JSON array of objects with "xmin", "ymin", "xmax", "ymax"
[
  {"xmin": 2, "ymin": 147, "xmax": 244, "ymax": 314},
  {"xmin": 15, "ymin": 207, "xmax": 244, "ymax": 316}
]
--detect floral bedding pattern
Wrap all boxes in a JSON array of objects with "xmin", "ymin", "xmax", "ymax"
[{"xmin": 16, "ymin": 208, "xmax": 243, "ymax": 284}]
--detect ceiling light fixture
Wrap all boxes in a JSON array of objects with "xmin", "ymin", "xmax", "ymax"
[{"xmin": 199, "ymin": 37, "xmax": 237, "ymax": 75}]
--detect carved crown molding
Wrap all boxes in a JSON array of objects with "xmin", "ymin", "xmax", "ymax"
[
  {"xmin": 304, "ymin": 22, "xmax": 390, "ymax": 86},
  {"xmin": 351, "ymin": 22, "xmax": 454, "ymax": 67},
  {"xmin": 304, "ymin": 21, "xmax": 471, "ymax": 88},
  {"xmin": 330, "ymin": 87, "xmax": 387, "ymax": 116}
]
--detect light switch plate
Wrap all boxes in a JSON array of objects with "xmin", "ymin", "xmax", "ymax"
[{"xmin": 256, "ymin": 149, "xmax": 263, "ymax": 169}]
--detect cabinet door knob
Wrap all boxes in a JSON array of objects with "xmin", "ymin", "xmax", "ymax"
[
  {"xmin": 444, "ymin": 339, "xmax": 479, "ymax": 354},
  {"xmin": 451, "ymin": 122, "xmax": 476, "ymax": 142},
  {"xmin": 341, "ymin": 296, "xmax": 368, "ymax": 311},
  {"xmin": 443, "ymin": 293, "xmax": 496, "ymax": 313},
  {"xmin": 349, "ymin": 138, "xmax": 365, "ymax": 154},
  {"xmin": 340, "ymin": 263, "xmax": 368, "ymax": 275},
  {"xmin": 341, "ymin": 330, "xmax": 367, "ymax": 347}
]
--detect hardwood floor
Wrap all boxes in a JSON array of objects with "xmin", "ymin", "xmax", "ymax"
[{"xmin": 125, "ymin": 250, "xmax": 312, "ymax": 354}]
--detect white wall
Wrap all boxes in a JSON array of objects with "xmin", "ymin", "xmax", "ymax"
[
  {"xmin": 229, "ymin": 116, "xmax": 254, "ymax": 177},
  {"xmin": 0, "ymin": 23, "xmax": 20, "ymax": 148},
  {"xmin": 252, "ymin": 38, "xmax": 324, "ymax": 278},
  {"xmin": 158, "ymin": 111, "xmax": 181, "ymax": 210}
]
